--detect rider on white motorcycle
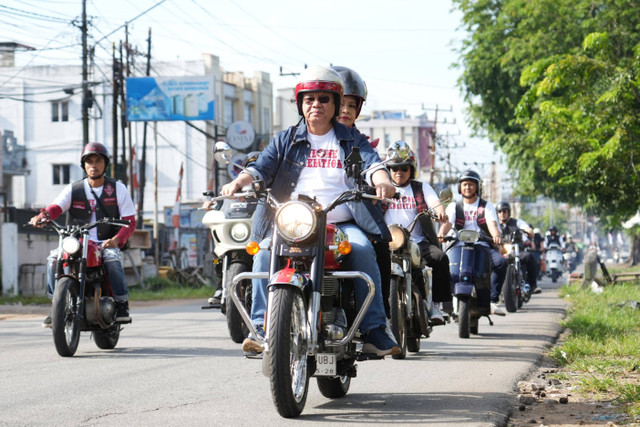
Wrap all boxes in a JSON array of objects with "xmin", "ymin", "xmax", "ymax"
[
  {"xmin": 383, "ymin": 140, "xmax": 452, "ymax": 322},
  {"xmin": 29, "ymin": 142, "xmax": 136, "ymax": 326},
  {"xmin": 220, "ymin": 66, "xmax": 399, "ymax": 357}
]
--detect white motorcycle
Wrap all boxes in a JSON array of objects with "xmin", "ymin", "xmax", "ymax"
[{"xmin": 545, "ymin": 242, "xmax": 564, "ymax": 283}]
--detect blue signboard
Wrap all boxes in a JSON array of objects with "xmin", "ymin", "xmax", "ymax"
[{"xmin": 126, "ymin": 75, "xmax": 215, "ymax": 122}]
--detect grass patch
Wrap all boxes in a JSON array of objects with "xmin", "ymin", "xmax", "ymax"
[{"xmin": 551, "ymin": 279, "xmax": 640, "ymax": 417}]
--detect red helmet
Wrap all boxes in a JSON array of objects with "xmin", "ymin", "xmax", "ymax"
[
  {"xmin": 80, "ymin": 142, "xmax": 111, "ymax": 171},
  {"xmin": 331, "ymin": 66, "xmax": 367, "ymax": 117},
  {"xmin": 294, "ymin": 66, "xmax": 343, "ymax": 117}
]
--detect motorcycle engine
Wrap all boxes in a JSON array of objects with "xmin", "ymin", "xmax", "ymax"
[{"xmin": 85, "ymin": 296, "xmax": 116, "ymax": 325}]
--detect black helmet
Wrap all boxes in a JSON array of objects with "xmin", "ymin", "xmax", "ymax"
[
  {"xmin": 457, "ymin": 169, "xmax": 481, "ymax": 196},
  {"xmin": 549, "ymin": 225, "xmax": 558, "ymax": 233},
  {"xmin": 80, "ymin": 142, "xmax": 110, "ymax": 173},
  {"xmin": 496, "ymin": 201, "xmax": 511, "ymax": 214},
  {"xmin": 331, "ymin": 66, "xmax": 367, "ymax": 117},
  {"xmin": 243, "ymin": 150, "xmax": 262, "ymax": 167}
]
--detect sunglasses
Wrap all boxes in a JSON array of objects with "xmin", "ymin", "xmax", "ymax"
[
  {"xmin": 497, "ymin": 209, "xmax": 509, "ymax": 213},
  {"xmin": 303, "ymin": 95, "xmax": 331, "ymax": 104},
  {"xmin": 390, "ymin": 165, "xmax": 410, "ymax": 172}
]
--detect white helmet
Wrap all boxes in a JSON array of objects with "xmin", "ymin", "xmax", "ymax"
[{"xmin": 294, "ymin": 66, "xmax": 343, "ymax": 117}]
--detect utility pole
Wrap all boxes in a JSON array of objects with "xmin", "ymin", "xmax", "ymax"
[
  {"xmin": 111, "ymin": 42, "xmax": 119, "ymax": 178},
  {"xmin": 421, "ymin": 104, "xmax": 454, "ymax": 186},
  {"xmin": 81, "ymin": 0, "xmax": 89, "ymax": 145},
  {"xmin": 118, "ymin": 41, "xmax": 128, "ymax": 184},
  {"xmin": 137, "ymin": 28, "xmax": 152, "ymax": 229}
]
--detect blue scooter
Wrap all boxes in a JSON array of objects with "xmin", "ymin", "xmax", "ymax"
[{"xmin": 444, "ymin": 230, "xmax": 494, "ymax": 338}]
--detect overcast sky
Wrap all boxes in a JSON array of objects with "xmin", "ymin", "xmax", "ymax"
[{"xmin": 0, "ymin": 0, "xmax": 503, "ymax": 173}]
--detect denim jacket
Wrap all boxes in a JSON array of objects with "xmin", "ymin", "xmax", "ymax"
[{"xmin": 245, "ymin": 121, "xmax": 391, "ymax": 242}]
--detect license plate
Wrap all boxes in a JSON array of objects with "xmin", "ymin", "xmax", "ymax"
[{"xmin": 314, "ymin": 353, "xmax": 336, "ymax": 376}]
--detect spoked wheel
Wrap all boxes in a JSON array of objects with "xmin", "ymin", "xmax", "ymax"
[
  {"xmin": 93, "ymin": 324, "xmax": 121, "ymax": 349},
  {"xmin": 268, "ymin": 287, "xmax": 309, "ymax": 418},
  {"xmin": 389, "ymin": 277, "xmax": 407, "ymax": 359},
  {"xmin": 458, "ymin": 297, "xmax": 471, "ymax": 339},
  {"xmin": 225, "ymin": 262, "xmax": 251, "ymax": 343},
  {"xmin": 317, "ymin": 375, "xmax": 351, "ymax": 398},
  {"xmin": 51, "ymin": 277, "xmax": 81, "ymax": 357},
  {"xmin": 503, "ymin": 265, "xmax": 518, "ymax": 313}
]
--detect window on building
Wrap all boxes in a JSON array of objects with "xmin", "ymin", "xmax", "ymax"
[
  {"xmin": 244, "ymin": 103, "xmax": 252, "ymax": 123},
  {"xmin": 51, "ymin": 101, "xmax": 69, "ymax": 122},
  {"xmin": 224, "ymin": 98, "xmax": 235, "ymax": 128},
  {"xmin": 52, "ymin": 164, "xmax": 71, "ymax": 185}
]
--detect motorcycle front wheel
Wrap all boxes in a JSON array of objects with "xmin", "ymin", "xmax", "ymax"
[
  {"xmin": 458, "ymin": 296, "xmax": 471, "ymax": 339},
  {"xmin": 268, "ymin": 287, "xmax": 309, "ymax": 418},
  {"xmin": 93, "ymin": 324, "xmax": 121, "ymax": 349},
  {"xmin": 225, "ymin": 262, "xmax": 251, "ymax": 343},
  {"xmin": 389, "ymin": 276, "xmax": 408, "ymax": 359},
  {"xmin": 503, "ymin": 265, "xmax": 518, "ymax": 313},
  {"xmin": 51, "ymin": 277, "xmax": 81, "ymax": 357}
]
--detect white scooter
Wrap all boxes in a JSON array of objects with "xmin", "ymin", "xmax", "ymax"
[{"xmin": 545, "ymin": 242, "xmax": 564, "ymax": 283}]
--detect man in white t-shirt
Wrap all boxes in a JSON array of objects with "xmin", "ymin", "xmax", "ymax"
[
  {"xmin": 383, "ymin": 141, "xmax": 452, "ymax": 323},
  {"xmin": 222, "ymin": 66, "xmax": 400, "ymax": 357},
  {"xmin": 437, "ymin": 169, "xmax": 507, "ymax": 316},
  {"xmin": 30, "ymin": 142, "xmax": 137, "ymax": 326}
]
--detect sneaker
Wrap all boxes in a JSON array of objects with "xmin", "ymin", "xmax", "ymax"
[
  {"xmin": 532, "ymin": 287, "xmax": 542, "ymax": 294},
  {"xmin": 115, "ymin": 301, "xmax": 131, "ymax": 323},
  {"xmin": 209, "ymin": 288, "xmax": 223, "ymax": 305},
  {"xmin": 42, "ymin": 314, "xmax": 52, "ymax": 329},
  {"xmin": 362, "ymin": 325, "xmax": 401, "ymax": 357},
  {"xmin": 242, "ymin": 325, "xmax": 265, "ymax": 356},
  {"xmin": 429, "ymin": 301, "xmax": 445, "ymax": 326},
  {"xmin": 490, "ymin": 302, "xmax": 506, "ymax": 316}
]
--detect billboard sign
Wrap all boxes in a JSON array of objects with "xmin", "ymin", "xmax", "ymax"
[
  {"xmin": 126, "ymin": 75, "xmax": 215, "ymax": 122},
  {"xmin": 226, "ymin": 120, "xmax": 255, "ymax": 150}
]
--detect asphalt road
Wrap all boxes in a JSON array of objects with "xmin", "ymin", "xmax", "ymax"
[{"xmin": 0, "ymin": 277, "xmax": 565, "ymax": 426}]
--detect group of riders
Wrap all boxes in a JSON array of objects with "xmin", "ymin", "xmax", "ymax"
[{"xmin": 30, "ymin": 65, "xmax": 572, "ymax": 358}]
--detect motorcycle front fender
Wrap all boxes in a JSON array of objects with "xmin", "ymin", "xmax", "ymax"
[
  {"xmin": 266, "ymin": 267, "xmax": 310, "ymax": 292},
  {"xmin": 454, "ymin": 282, "xmax": 475, "ymax": 297},
  {"xmin": 390, "ymin": 262, "xmax": 404, "ymax": 277}
]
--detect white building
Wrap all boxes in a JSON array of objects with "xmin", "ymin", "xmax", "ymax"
[{"xmin": 0, "ymin": 52, "xmax": 272, "ymax": 221}]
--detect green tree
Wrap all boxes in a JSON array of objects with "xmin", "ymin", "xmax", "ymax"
[{"xmin": 453, "ymin": 0, "xmax": 640, "ymax": 264}]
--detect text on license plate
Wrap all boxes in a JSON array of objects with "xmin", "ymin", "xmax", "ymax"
[{"xmin": 314, "ymin": 353, "xmax": 336, "ymax": 376}]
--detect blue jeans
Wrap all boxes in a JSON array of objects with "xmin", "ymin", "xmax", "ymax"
[
  {"xmin": 251, "ymin": 223, "xmax": 387, "ymax": 333},
  {"xmin": 488, "ymin": 247, "xmax": 508, "ymax": 303},
  {"xmin": 47, "ymin": 247, "xmax": 129, "ymax": 302}
]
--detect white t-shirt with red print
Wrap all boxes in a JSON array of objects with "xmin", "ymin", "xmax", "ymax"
[
  {"xmin": 444, "ymin": 198, "xmax": 499, "ymax": 232},
  {"xmin": 292, "ymin": 128, "xmax": 353, "ymax": 223},
  {"xmin": 51, "ymin": 179, "xmax": 136, "ymax": 242},
  {"xmin": 384, "ymin": 181, "xmax": 440, "ymax": 243}
]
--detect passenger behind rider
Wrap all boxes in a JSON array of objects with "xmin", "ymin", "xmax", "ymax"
[
  {"xmin": 382, "ymin": 140, "xmax": 452, "ymax": 324},
  {"xmin": 220, "ymin": 66, "xmax": 400, "ymax": 357},
  {"xmin": 437, "ymin": 169, "xmax": 508, "ymax": 316},
  {"xmin": 29, "ymin": 142, "xmax": 136, "ymax": 327},
  {"xmin": 331, "ymin": 65, "xmax": 393, "ymax": 319},
  {"xmin": 495, "ymin": 201, "xmax": 541, "ymax": 294}
]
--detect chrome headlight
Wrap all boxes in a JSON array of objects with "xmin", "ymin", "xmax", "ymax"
[
  {"xmin": 61, "ymin": 236, "xmax": 81, "ymax": 255},
  {"xmin": 458, "ymin": 229, "xmax": 479, "ymax": 243},
  {"xmin": 275, "ymin": 201, "xmax": 317, "ymax": 243},
  {"xmin": 388, "ymin": 224, "xmax": 406, "ymax": 251},
  {"xmin": 230, "ymin": 223, "xmax": 250, "ymax": 243}
]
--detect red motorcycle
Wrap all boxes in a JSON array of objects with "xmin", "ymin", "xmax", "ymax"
[{"xmin": 29, "ymin": 217, "xmax": 131, "ymax": 357}]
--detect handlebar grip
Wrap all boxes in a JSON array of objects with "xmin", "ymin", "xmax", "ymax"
[
  {"xmin": 202, "ymin": 191, "xmax": 215, "ymax": 197},
  {"xmin": 361, "ymin": 184, "xmax": 376, "ymax": 196},
  {"xmin": 393, "ymin": 192, "xmax": 400, "ymax": 200}
]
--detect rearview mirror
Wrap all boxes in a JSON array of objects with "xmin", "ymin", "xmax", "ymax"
[
  {"xmin": 439, "ymin": 189, "xmax": 453, "ymax": 204},
  {"xmin": 213, "ymin": 141, "xmax": 233, "ymax": 166}
]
